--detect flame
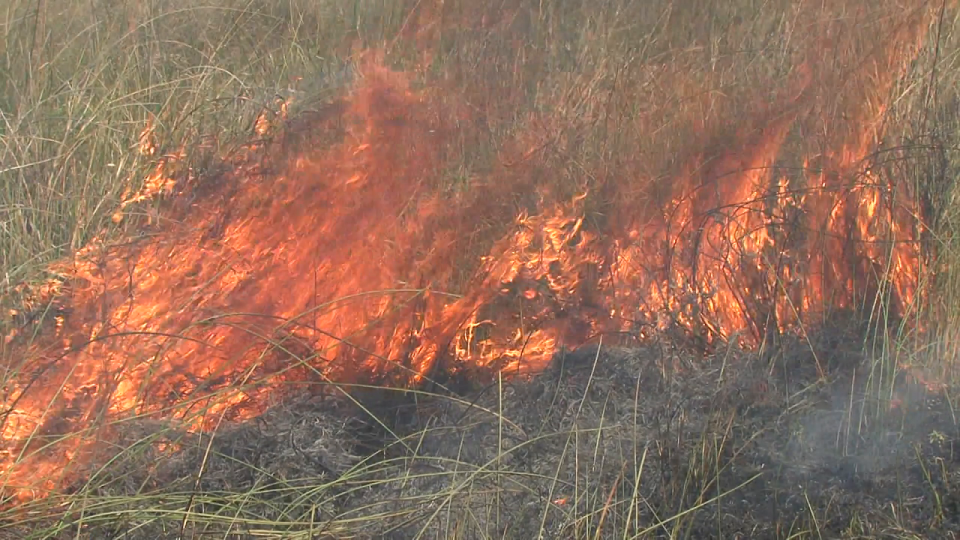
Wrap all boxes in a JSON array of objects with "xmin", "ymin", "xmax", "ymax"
[{"xmin": 0, "ymin": 5, "xmax": 942, "ymax": 500}]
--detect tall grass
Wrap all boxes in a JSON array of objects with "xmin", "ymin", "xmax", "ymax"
[
  {"xmin": 2, "ymin": 0, "xmax": 960, "ymax": 538},
  {"xmin": 0, "ymin": 0, "xmax": 404, "ymax": 294},
  {"xmin": 0, "ymin": 0, "xmax": 820, "ymax": 291}
]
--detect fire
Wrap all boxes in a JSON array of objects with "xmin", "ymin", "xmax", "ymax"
[{"xmin": 0, "ymin": 5, "xmax": 941, "ymax": 500}]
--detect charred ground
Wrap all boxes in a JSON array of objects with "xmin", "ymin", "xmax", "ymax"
[{"xmin": 5, "ymin": 331, "xmax": 958, "ymax": 539}]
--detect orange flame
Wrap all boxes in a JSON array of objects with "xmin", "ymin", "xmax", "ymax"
[{"xmin": 0, "ymin": 5, "xmax": 941, "ymax": 500}]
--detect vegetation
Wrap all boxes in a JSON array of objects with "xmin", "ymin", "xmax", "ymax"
[{"xmin": 2, "ymin": 0, "xmax": 960, "ymax": 538}]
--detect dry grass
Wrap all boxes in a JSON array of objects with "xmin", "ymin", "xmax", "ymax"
[
  {"xmin": 4, "ymin": 339, "xmax": 959, "ymax": 538},
  {"xmin": 2, "ymin": 0, "xmax": 960, "ymax": 538}
]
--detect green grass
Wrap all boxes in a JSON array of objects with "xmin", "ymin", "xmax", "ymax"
[
  {"xmin": 2, "ymin": 0, "xmax": 960, "ymax": 538},
  {"xmin": 0, "ymin": 0, "xmax": 387, "ymax": 290}
]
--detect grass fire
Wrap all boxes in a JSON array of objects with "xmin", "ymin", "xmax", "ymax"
[{"xmin": 1, "ymin": 0, "xmax": 960, "ymax": 538}]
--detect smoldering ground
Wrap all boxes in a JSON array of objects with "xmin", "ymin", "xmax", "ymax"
[{"xmin": 15, "ymin": 330, "xmax": 954, "ymax": 540}]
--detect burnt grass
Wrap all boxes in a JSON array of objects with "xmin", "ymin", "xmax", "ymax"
[{"xmin": 10, "ymin": 329, "xmax": 960, "ymax": 540}]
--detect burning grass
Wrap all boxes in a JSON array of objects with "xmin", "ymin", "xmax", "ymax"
[
  {"xmin": 2, "ymin": 0, "xmax": 960, "ymax": 537},
  {"xmin": 4, "ymin": 339, "xmax": 960, "ymax": 538}
]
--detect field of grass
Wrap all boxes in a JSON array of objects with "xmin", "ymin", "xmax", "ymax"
[{"xmin": 2, "ymin": 0, "xmax": 960, "ymax": 538}]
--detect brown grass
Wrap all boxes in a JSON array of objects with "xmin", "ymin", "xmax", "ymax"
[{"xmin": 2, "ymin": 0, "xmax": 960, "ymax": 538}]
